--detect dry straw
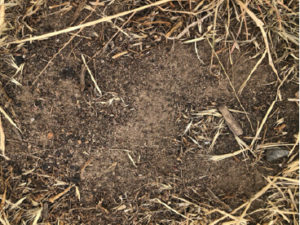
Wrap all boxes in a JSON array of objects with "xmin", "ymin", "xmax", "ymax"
[
  {"xmin": 0, "ymin": 0, "xmax": 5, "ymax": 36},
  {"xmin": 0, "ymin": 0, "xmax": 298, "ymax": 224},
  {"xmin": 1, "ymin": 0, "xmax": 172, "ymax": 47}
]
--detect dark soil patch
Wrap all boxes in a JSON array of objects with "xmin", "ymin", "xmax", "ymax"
[{"xmin": 1, "ymin": 38, "xmax": 298, "ymax": 224}]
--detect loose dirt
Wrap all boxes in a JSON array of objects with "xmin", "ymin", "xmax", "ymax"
[{"xmin": 1, "ymin": 38, "xmax": 298, "ymax": 225}]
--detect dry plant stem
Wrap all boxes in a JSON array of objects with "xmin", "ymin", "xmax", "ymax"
[
  {"xmin": 0, "ymin": 0, "xmax": 5, "ymax": 36},
  {"xmin": 70, "ymin": 0, "xmax": 87, "ymax": 25},
  {"xmin": 207, "ymin": 188, "xmax": 232, "ymax": 212},
  {"xmin": 79, "ymin": 12, "xmax": 135, "ymax": 91},
  {"xmin": 48, "ymin": 185, "xmax": 74, "ymax": 203},
  {"xmin": 211, "ymin": 0, "xmax": 222, "ymax": 63},
  {"xmin": 32, "ymin": 9, "xmax": 95, "ymax": 85},
  {"xmin": 2, "ymin": 0, "xmax": 172, "ymax": 47},
  {"xmin": 210, "ymin": 177, "xmax": 278, "ymax": 224},
  {"xmin": 236, "ymin": 0, "xmax": 279, "ymax": 81},
  {"xmin": 212, "ymin": 73, "xmax": 292, "ymax": 161},
  {"xmin": 288, "ymin": 133, "xmax": 299, "ymax": 158},
  {"xmin": 0, "ymin": 117, "xmax": 8, "ymax": 160},
  {"xmin": 0, "ymin": 106, "xmax": 21, "ymax": 132},
  {"xmin": 209, "ymin": 148, "xmax": 249, "ymax": 161},
  {"xmin": 207, "ymin": 38, "xmax": 254, "ymax": 132},
  {"xmin": 209, "ymin": 119, "xmax": 224, "ymax": 152},
  {"xmin": 91, "ymin": 12, "xmax": 136, "ymax": 60},
  {"xmin": 208, "ymin": 210, "xmax": 248, "ymax": 225},
  {"xmin": 238, "ymin": 50, "xmax": 267, "ymax": 95},
  {"xmin": 153, "ymin": 198, "xmax": 190, "ymax": 220},
  {"xmin": 250, "ymin": 98, "xmax": 277, "ymax": 150},
  {"xmin": 237, "ymin": 178, "xmax": 278, "ymax": 222},
  {"xmin": 80, "ymin": 159, "xmax": 92, "ymax": 180},
  {"xmin": 250, "ymin": 72, "xmax": 291, "ymax": 150},
  {"xmin": 81, "ymin": 54, "xmax": 102, "ymax": 97}
]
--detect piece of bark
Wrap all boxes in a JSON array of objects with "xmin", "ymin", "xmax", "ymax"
[{"xmin": 218, "ymin": 105, "xmax": 243, "ymax": 136}]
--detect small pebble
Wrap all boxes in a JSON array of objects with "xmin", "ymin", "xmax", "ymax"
[
  {"xmin": 266, "ymin": 148, "xmax": 289, "ymax": 162},
  {"xmin": 47, "ymin": 132, "xmax": 54, "ymax": 140}
]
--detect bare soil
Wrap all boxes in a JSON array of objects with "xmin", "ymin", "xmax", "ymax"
[
  {"xmin": 0, "ymin": 3, "xmax": 298, "ymax": 224},
  {"xmin": 1, "ymin": 40, "xmax": 297, "ymax": 224}
]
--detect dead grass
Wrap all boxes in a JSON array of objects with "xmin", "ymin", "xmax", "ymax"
[{"xmin": 0, "ymin": 0, "xmax": 298, "ymax": 224}]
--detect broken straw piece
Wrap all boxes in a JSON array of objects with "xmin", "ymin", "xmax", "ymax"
[{"xmin": 218, "ymin": 105, "xmax": 243, "ymax": 136}]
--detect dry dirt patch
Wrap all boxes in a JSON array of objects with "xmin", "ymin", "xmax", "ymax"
[{"xmin": 2, "ymin": 42, "xmax": 292, "ymax": 223}]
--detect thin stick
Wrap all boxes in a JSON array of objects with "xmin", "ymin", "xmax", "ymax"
[{"xmin": 218, "ymin": 105, "xmax": 243, "ymax": 136}]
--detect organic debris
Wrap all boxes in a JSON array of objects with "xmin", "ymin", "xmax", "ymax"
[{"xmin": 0, "ymin": 0, "xmax": 298, "ymax": 224}]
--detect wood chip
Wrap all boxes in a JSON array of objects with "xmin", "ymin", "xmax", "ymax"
[{"xmin": 218, "ymin": 105, "xmax": 243, "ymax": 136}]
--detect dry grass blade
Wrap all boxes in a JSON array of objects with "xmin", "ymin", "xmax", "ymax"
[
  {"xmin": 210, "ymin": 177, "xmax": 278, "ymax": 224},
  {"xmin": 251, "ymin": 70, "xmax": 292, "ymax": 150},
  {"xmin": 81, "ymin": 54, "xmax": 102, "ymax": 97},
  {"xmin": 237, "ymin": 177, "xmax": 278, "ymax": 222},
  {"xmin": 26, "ymin": 207, "xmax": 42, "ymax": 225},
  {"xmin": 207, "ymin": 38, "xmax": 253, "ymax": 132},
  {"xmin": 49, "ymin": 185, "xmax": 74, "ymax": 203},
  {"xmin": 166, "ymin": 21, "xmax": 183, "ymax": 38},
  {"xmin": 75, "ymin": 186, "xmax": 80, "ymax": 201},
  {"xmin": 0, "ymin": 0, "xmax": 298, "ymax": 224},
  {"xmin": 288, "ymin": 132, "xmax": 299, "ymax": 157},
  {"xmin": 236, "ymin": 0, "xmax": 279, "ymax": 80},
  {"xmin": 10, "ymin": 197, "xmax": 26, "ymax": 210},
  {"xmin": 152, "ymin": 198, "xmax": 190, "ymax": 220},
  {"xmin": 0, "ymin": 213, "xmax": 10, "ymax": 225},
  {"xmin": 238, "ymin": 50, "xmax": 267, "ymax": 95},
  {"xmin": 250, "ymin": 99, "xmax": 277, "ymax": 149},
  {"xmin": 2, "ymin": 0, "xmax": 172, "ymax": 46},
  {"xmin": 0, "ymin": 116, "xmax": 8, "ymax": 160},
  {"xmin": 284, "ymin": 161, "xmax": 299, "ymax": 178},
  {"xmin": 183, "ymin": 120, "xmax": 193, "ymax": 135},
  {"xmin": 192, "ymin": 109, "xmax": 222, "ymax": 117},
  {"xmin": 209, "ymin": 148, "xmax": 248, "ymax": 161},
  {"xmin": 0, "ymin": 106, "xmax": 21, "ymax": 132},
  {"xmin": 208, "ymin": 119, "xmax": 224, "ymax": 152},
  {"xmin": 112, "ymin": 51, "xmax": 128, "ymax": 59},
  {"xmin": 207, "ymin": 209, "xmax": 248, "ymax": 225},
  {"xmin": 0, "ymin": 0, "xmax": 5, "ymax": 36},
  {"xmin": 32, "ymin": 9, "xmax": 95, "ymax": 85}
]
